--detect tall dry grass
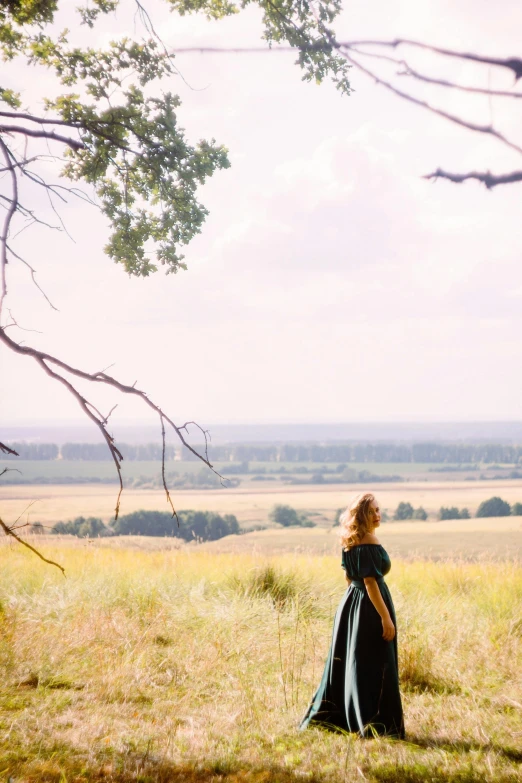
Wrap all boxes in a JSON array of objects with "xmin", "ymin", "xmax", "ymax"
[{"xmin": 0, "ymin": 542, "xmax": 520, "ymax": 782}]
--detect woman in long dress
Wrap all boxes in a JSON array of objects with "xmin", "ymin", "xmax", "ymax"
[{"xmin": 300, "ymin": 492, "xmax": 405, "ymax": 738}]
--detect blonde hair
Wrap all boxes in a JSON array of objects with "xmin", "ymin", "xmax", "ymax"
[{"xmin": 339, "ymin": 492, "xmax": 376, "ymax": 550}]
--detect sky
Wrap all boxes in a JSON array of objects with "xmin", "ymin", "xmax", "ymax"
[{"xmin": 1, "ymin": 0, "xmax": 522, "ymax": 431}]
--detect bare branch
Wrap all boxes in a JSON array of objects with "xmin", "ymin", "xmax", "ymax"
[
  {"xmin": 0, "ymin": 136, "xmax": 18, "ymax": 315},
  {"xmin": 0, "ymin": 442, "xmax": 19, "ymax": 456},
  {"xmin": 338, "ymin": 49, "xmax": 522, "ymax": 156},
  {"xmin": 341, "ymin": 39, "xmax": 522, "ymax": 81},
  {"xmin": 160, "ymin": 413, "xmax": 178, "ymax": 521},
  {"xmin": 348, "ymin": 47, "xmax": 522, "ymax": 99},
  {"xmin": 4, "ymin": 308, "xmax": 43, "ymax": 333},
  {"xmin": 424, "ymin": 168, "xmax": 522, "ymax": 189},
  {"xmin": 0, "ymin": 125, "xmax": 85, "ymax": 151},
  {"xmin": 0, "ymin": 514, "xmax": 65, "ymax": 575},
  {"xmin": 6, "ymin": 244, "xmax": 59, "ymax": 311},
  {"xmin": 0, "ymin": 327, "xmax": 224, "ymax": 519},
  {"xmin": 0, "ymin": 467, "xmax": 21, "ymax": 476}
]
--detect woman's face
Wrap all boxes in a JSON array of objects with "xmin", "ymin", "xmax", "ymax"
[{"xmin": 369, "ymin": 499, "xmax": 381, "ymax": 528}]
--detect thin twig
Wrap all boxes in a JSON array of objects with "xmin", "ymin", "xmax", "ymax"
[
  {"xmin": 0, "ymin": 136, "xmax": 18, "ymax": 315},
  {"xmin": 0, "ymin": 514, "xmax": 65, "ymax": 575},
  {"xmin": 0, "ymin": 327, "xmax": 224, "ymax": 519}
]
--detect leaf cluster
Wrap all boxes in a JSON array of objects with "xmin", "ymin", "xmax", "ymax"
[{"xmin": 1, "ymin": 0, "xmax": 350, "ymax": 276}]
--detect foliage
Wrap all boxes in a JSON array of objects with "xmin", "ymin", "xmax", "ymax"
[
  {"xmin": 394, "ymin": 502, "xmax": 414, "ymax": 520},
  {"xmin": 511, "ymin": 502, "xmax": 522, "ymax": 516},
  {"xmin": 439, "ymin": 506, "xmax": 471, "ymax": 520},
  {"xmin": 439, "ymin": 506, "xmax": 461, "ymax": 521},
  {"xmin": 268, "ymin": 503, "xmax": 315, "ymax": 527},
  {"xmin": 52, "ymin": 515, "xmax": 110, "ymax": 537},
  {"xmin": 413, "ymin": 506, "xmax": 428, "ymax": 521},
  {"xmin": 112, "ymin": 508, "xmax": 239, "ymax": 540},
  {"xmin": 0, "ymin": 0, "xmax": 351, "ymax": 276},
  {"xmin": 476, "ymin": 496, "xmax": 511, "ymax": 518}
]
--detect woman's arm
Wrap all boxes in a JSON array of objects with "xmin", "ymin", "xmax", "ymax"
[{"xmin": 363, "ymin": 577, "xmax": 395, "ymax": 641}]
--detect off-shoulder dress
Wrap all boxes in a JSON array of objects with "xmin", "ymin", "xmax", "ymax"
[{"xmin": 299, "ymin": 544, "xmax": 404, "ymax": 738}]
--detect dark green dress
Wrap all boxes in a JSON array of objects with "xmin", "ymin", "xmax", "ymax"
[{"xmin": 300, "ymin": 544, "xmax": 404, "ymax": 738}]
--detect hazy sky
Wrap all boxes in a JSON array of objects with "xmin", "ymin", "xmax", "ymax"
[{"xmin": 2, "ymin": 0, "xmax": 522, "ymax": 430}]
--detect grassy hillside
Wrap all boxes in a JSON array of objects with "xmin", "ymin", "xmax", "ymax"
[{"xmin": 0, "ymin": 544, "xmax": 520, "ymax": 782}]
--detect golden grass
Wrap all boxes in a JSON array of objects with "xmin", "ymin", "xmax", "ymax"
[{"xmin": 0, "ymin": 542, "xmax": 521, "ymax": 782}]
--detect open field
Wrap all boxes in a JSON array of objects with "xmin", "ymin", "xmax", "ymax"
[
  {"xmin": 3, "ymin": 479, "xmax": 522, "ymax": 527},
  {"xmin": 0, "ymin": 544, "xmax": 520, "ymax": 782},
  {"xmin": 3, "ymin": 459, "xmax": 520, "ymax": 484},
  {"xmin": 198, "ymin": 519, "xmax": 522, "ymax": 561}
]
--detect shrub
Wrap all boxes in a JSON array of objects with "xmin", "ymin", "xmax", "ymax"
[
  {"xmin": 439, "ymin": 506, "xmax": 461, "ymax": 521},
  {"xmin": 268, "ymin": 504, "xmax": 316, "ymax": 528},
  {"xmin": 394, "ymin": 502, "xmax": 414, "ymax": 520},
  {"xmin": 511, "ymin": 502, "xmax": 522, "ymax": 516},
  {"xmin": 52, "ymin": 516, "xmax": 110, "ymax": 537},
  {"xmin": 112, "ymin": 509, "xmax": 240, "ymax": 541},
  {"xmin": 413, "ymin": 506, "xmax": 428, "ymax": 521},
  {"xmin": 439, "ymin": 506, "xmax": 471, "ymax": 520},
  {"xmin": 476, "ymin": 496, "xmax": 511, "ymax": 517}
]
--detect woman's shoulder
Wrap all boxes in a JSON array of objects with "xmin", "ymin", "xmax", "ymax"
[
  {"xmin": 342, "ymin": 541, "xmax": 383, "ymax": 555},
  {"xmin": 354, "ymin": 534, "xmax": 381, "ymax": 546}
]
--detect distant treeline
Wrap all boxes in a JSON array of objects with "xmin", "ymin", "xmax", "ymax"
[{"xmin": 5, "ymin": 441, "xmax": 522, "ymax": 464}]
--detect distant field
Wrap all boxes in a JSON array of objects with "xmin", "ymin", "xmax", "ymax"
[
  {"xmin": 3, "ymin": 459, "xmax": 519, "ymax": 484},
  {"xmin": 198, "ymin": 518, "xmax": 522, "ymax": 561},
  {"xmin": 4, "ymin": 479, "xmax": 522, "ymax": 526}
]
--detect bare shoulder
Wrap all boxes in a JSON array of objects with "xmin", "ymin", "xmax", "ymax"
[{"xmin": 358, "ymin": 533, "xmax": 380, "ymax": 545}]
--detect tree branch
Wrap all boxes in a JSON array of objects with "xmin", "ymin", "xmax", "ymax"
[
  {"xmin": 0, "ymin": 514, "xmax": 65, "ymax": 575},
  {"xmin": 0, "ymin": 125, "xmax": 85, "ymax": 151},
  {"xmin": 0, "ymin": 442, "xmax": 19, "ymax": 456},
  {"xmin": 0, "ymin": 327, "xmax": 224, "ymax": 520},
  {"xmin": 424, "ymin": 168, "xmax": 522, "ymax": 189},
  {"xmin": 341, "ymin": 39, "xmax": 522, "ymax": 81},
  {"xmin": 338, "ymin": 49, "xmax": 522, "ymax": 156},
  {"xmin": 0, "ymin": 136, "xmax": 18, "ymax": 315}
]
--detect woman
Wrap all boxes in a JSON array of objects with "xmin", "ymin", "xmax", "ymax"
[{"xmin": 299, "ymin": 492, "xmax": 404, "ymax": 738}]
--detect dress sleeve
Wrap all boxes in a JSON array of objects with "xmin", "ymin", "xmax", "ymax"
[{"xmin": 354, "ymin": 547, "xmax": 383, "ymax": 579}]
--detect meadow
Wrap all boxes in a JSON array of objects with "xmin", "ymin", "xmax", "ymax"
[
  {"xmin": 0, "ymin": 542, "xmax": 520, "ymax": 782},
  {"xmin": 4, "ymin": 477, "xmax": 522, "ymax": 529}
]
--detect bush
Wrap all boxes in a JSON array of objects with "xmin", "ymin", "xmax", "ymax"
[
  {"xmin": 268, "ymin": 504, "xmax": 315, "ymax": 527},
  {"xmin": 413, "ymin": 506, "xmax": 428, "ymax": 521},
  {"xmin": 511, "ymin": 502, "xmax": 522, "ymax": 516},
  {"xmin": 439, "ymin": 506, "xmax": 461, "ymax": 521},
  {"xmin": 476, "ymin": 496, "xmax": 511, "ymax": 518},
  {"xmin": 439, "ymin": 506, "xmax": 471, "ymax": 520},
  {"xmin": 112, "ymin": 509, "xmax": 240, "ymax": 541},
  {"xmin": 394, "ymin": 502, "xmax": 414, "ymax": 520},
  {"xmin": 52, "ymin": 516, "xmax": 110, "ymax": 537}
]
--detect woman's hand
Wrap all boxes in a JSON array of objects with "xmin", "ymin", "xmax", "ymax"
[{"xmin": 382, "ymin": 617, "xmax": 395, "ymax": 641}]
